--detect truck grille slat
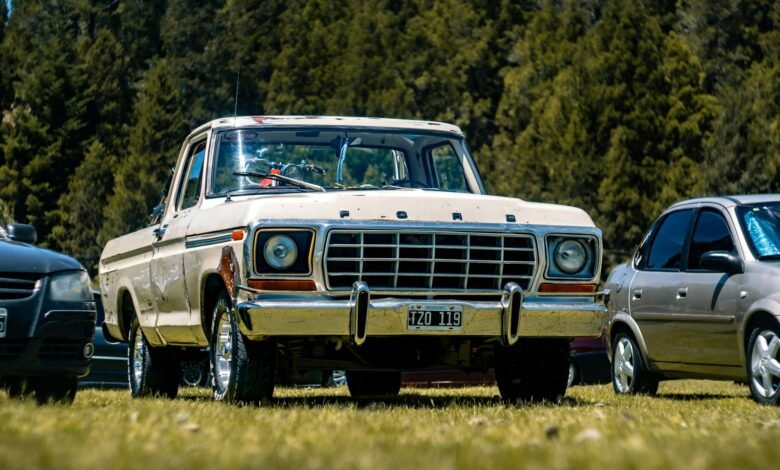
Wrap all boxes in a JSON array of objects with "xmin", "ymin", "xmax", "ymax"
[{"xmin": 325, "ymin": 230, "xmax": 536, "ymax": 291}]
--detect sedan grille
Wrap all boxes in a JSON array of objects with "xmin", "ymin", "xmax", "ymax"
[
  {"xmin": 0, "ymin": 273, "xmax": 41, "ymax": 300},
  {"xmin": 325, "ymin": 230, "xmax": 536, "ymax": 291}
]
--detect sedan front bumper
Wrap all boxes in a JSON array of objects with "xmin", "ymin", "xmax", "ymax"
[{"xmin": 236, "ymin": 282, "xmax": 609, "ymax": 345}]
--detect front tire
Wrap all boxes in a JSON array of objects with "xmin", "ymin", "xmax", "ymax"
[
  {"xmin": 495, "ymin": 339, "xmax": 570, "ymax": 403},
  {"xmin": 346, "ymin": 371, "xmax": 401, "ymax": 398},
  {"xmin": 611, "ymin": 332, "xmax": 658, "ymax": 395},
  {"xmin": 31, "ymin": 376, "xmax": 78, "ymax": 404},
  {"xmin": 747, "ymin": 324, "xmax": 780, "ymax": 405},
  {"xmin": 210, "ymin": 290, "xmax": 276, "ymax": 404},
  {"xmin": 128, "ymin": 318, "xmax": 180, "ymax": 398}
]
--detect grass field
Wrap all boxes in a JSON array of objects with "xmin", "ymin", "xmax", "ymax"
[{"xmin": 1, "ymin": 380, "xmax": 779, "ymax": 469}]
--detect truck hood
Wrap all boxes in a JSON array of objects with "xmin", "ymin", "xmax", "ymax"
[
  {"xmin": 190, "ymin": 190, "xmax": 596, "ymax": 233},
  {"xmin": 0, "ymin": 239, "xmax": 84, "ymax": 275}
]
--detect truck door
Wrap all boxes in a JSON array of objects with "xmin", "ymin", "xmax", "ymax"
[{"xmin": 150, "ymin": 136, "xmax": 208, "ymax": 345}]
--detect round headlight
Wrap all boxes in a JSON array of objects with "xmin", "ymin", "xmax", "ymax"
[
  {"xmin": 263, "ymin": 234, "xmax": 298, "ymax": 270},
  {"xmin": 554, "ymin": 239, "xmax": 587, "ymax": 274}
]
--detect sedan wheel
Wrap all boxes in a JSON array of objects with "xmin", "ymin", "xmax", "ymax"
[
  {"xmin": 611, "ymin": 333, "xmax": 658, "ymax": 395},
  {"xmin": 747, "ymin": 326, "xmax": 780, "ymax": 405}
]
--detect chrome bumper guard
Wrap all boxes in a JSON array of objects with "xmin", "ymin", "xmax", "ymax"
[{"xmin": 236, "ymin": 283, "xmax": 609, "ymax": 344}]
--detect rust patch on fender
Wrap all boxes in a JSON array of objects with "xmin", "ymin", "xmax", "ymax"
[{"xmin": 217, "ymin": 246, "xmax": 240, "ymax": 299}]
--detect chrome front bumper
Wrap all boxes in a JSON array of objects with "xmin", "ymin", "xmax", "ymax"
[{"xmin": 236, "ymin": 283, "xmax": 609, "ymax": 345}]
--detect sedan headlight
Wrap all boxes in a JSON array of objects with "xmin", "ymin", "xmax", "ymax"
[
  {"xmin": 264, "ymin": 234, "xmax": 299, "ymax": 269},
  {"xmin": 546, "ymin": 236, "xmax": 597, "ymax": 278},
  {"xmin": 49, "ymin": 271, "xmax": 92, "ymax": 301}
]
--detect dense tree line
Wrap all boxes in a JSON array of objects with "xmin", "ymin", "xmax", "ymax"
[{"xmin": 0, "ymin": 0, "xmax": 778, "ymax": 275}]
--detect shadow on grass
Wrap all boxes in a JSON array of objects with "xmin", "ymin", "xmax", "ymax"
[
  {"xmin": 262, "ymin": 392, "xmax": 601, "ymax": 409},
  {"xmin": 655, "ymin": 392, "xmax": 747, "ymax": 401}
]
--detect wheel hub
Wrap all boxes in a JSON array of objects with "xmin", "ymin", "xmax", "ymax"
[
  {"xmin": 751, "ymin": 330, "xmax": 780, "ymax": 398},
  {"xmin": 215, "ymin": 313, "xmax": 233, "ymax": 391},
  {"xmin": 613, "ymin": 337, "xmax": 635, "ymax": 393}
]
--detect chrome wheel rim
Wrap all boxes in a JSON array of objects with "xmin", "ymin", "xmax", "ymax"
[
  {"xmin": 613, "ymin": 337, "xmax": 635, "ymax": 393},
  {"xmin": 215, "ymin": 312, "xmax": 233, "ymax": 391},
  {"xmin": 331, "ymin": 370, "xmax": 347, "ymax": 387},
  {"xmin": 751, "ymin": 330, "xmax": 780, "ymax": 398},
  {"xmin": 132, "ymin": 327, "xmax": 144, "ymax": 385}
]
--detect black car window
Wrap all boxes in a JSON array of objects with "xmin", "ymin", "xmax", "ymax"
[
  {"xmin": 688, "ymin": 210, "xmax": 736, "ymax": 270},
  {"xmin": 645, "ymin": 209, "xmax": 694, "ymax": 270}
]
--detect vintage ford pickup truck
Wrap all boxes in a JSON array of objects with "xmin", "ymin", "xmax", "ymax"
[{"xmin": 99, "ymin": 116, "xmax": 608, "ymax": 403}]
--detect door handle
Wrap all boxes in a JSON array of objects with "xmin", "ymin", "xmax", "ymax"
[
  {"xmin": 677, "ymin": 287, "xmax": 688, "ymax": 299},
  {"xmin": 632, "ymin": 289, "xmax": 642, "ymax": 300}
]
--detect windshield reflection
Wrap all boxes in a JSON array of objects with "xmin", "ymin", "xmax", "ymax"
[{"xmin": 738, "ymin": 205, "xmax": 780, "ymax": 259}]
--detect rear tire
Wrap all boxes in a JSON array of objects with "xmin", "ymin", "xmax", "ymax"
[
  {"xmin": 495, "ymin": 339, "xmax": 570, "ymax": 403},
  {"xmin": 611, "ymin": 332, "xmax": 658, "ymax": 395},
  {"xmin": 210, "ymin": 290, "xmax": 276, "ymax": 404},
  {"xmin": 346, "ymin": 371, "xmax": 401, "ymax": 398},
  {"xmin": 128, "ymin": 318, "xmax": 180, "ymax": 398},
  {"xmin": 747, "ymin": 323, "xmax": 780, "ymax": 405}
]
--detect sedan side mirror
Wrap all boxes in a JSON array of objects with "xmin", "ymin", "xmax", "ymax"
[
  {"xmin": 700, "ymin": 251, "xmax": 744, "ymax": 275},
  {"xmin": 6, "ymin": 223, "xmax": 38, "ymax": 244}
]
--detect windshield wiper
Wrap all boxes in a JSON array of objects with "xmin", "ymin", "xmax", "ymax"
[
  {"xmin": 233, "ymin": 171, "xmax": 326, "ymax": 192},
  {"xmin": 758, "ymin": 254, "xmax": 780, "ymax": 261}
]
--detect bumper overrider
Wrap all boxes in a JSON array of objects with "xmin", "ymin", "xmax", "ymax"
[{"xmin": 235, "ymin": 282, "xmax": 609, "ymax": 345}]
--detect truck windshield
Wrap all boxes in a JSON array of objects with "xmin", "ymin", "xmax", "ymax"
[
  {"xmin": 210, "ymin": 128, "xmax": 477, "ymax": 196},
  {"xmin": 737, "ymin": 204, "xmax": 780, "ymax": 260}
]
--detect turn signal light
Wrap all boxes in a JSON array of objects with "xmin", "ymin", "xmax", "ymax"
[
  {"xmin": 538, "ymin": 283, "xmax": 597, "ymax": 293},
  {"xmin": 231, "ymin": 230, "xmax": 245, "ymax": 241},
  {"xmin": 247, "ymin": 279, "xmax": 316, "ymax": 291}
]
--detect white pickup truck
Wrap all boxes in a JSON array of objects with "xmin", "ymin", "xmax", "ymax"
[{"xmin": 99, "ymin": 116, "xmax": 608, "ymax": 403}]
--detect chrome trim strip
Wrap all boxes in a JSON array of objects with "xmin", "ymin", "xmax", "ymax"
[
  {"xmin": 634, "ymin": 313, "xmax": 736, "ymax": 323},
  {"xmin": 185, "ymin": 234, "xmax": 233, "ymax": 249}
]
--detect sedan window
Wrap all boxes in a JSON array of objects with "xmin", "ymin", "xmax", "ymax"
[
  {"xmin": 645, "ymin": 209, "xmax": 694, "ymax": 270},
  {"xmin": 687, "ymin": 210, "xmax": 736, "ymax": 270}
]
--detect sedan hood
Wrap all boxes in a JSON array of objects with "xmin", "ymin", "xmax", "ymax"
[{"xmin": 0, "ymin": 239, "xmax": 84, "ymax": 275}]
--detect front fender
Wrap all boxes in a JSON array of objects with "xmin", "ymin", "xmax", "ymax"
[{"xmin": 607, "ymin": 311, "xmax": 654, "ymax": 370}]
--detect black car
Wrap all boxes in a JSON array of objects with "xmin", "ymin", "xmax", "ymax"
[{"xmin": 0, "ymin": 223, "xmax": 96, "ymax": 403}]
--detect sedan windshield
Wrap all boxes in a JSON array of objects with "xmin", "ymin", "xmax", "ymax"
[
  {"xmin": 210, "ymin": 128, "xmax": 476, "ymax": 196},
  {"xmin": 737, "ymin": 204, "xmax": 780, "ymax": 259}
]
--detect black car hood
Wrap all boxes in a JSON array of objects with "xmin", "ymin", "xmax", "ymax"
[{"xmin": 0, "ymin": 239, "xmax": 83, "ymax": 274}]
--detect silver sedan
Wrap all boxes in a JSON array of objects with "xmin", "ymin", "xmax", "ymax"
[{"xmin": 605, "ymin": 195, "xmax": 780, "ymax": 404}]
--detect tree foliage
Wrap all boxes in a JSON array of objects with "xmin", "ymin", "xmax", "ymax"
[{"xmin": 0, "ymin": 0, "xmax": 778, "ymax": 274}]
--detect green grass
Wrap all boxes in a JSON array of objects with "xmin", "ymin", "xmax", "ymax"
[{"xmin": 1, "ymin": 380, "xmax": 779, "ymax": 469}]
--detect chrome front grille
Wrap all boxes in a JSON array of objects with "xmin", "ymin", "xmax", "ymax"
[
  {"xmin": 324, "ymin": 230, "xmax": 537, "ymax": 291},
  {"xmin": 0, "ymin": 273, "xmax": 40, "ymax": 300}
]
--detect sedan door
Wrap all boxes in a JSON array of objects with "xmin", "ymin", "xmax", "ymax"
[
  {"xmin": 674, "ymin": 208, "xmax": 742, "ymax": 366},
  {"xmin": 629, "ymin": 209, "xmax": 695, "ymax": 363}
]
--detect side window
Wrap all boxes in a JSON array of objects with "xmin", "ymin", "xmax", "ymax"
[
  {"xmin": 178, "ymin": 141, "xmax": 207, "ymax": 210},
  {"xmin": 431, "ymin": 144, "xmax": 469, "ymax": 192},
  {"xmin": 645, "ymin": 209, "xmax": 694, "ymax": 270},
  {"xmin": 687, "ymin": 210, "xmax": 736, "ymax": 270}
]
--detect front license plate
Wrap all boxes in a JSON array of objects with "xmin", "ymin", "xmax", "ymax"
[
  {"xmin": 407, "ymin": 305, "xmax": 463, "ymax": 331},
  {"xmin": 0, "ymin": 308, "xmax": 7, "ymax": 338}
]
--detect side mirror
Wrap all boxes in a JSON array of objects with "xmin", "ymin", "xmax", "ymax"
[
  {"xmin": 700, "ymin": 251, "xmax": 744, "ymax": 275},
  {"xmin": 6, "ymin": 223, "xmax": 38, "ymax": 244}
]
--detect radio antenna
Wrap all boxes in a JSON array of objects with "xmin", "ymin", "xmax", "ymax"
[{"xmin": 233, "ymin": 62, "xmax": 241, "ymax": 123}]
